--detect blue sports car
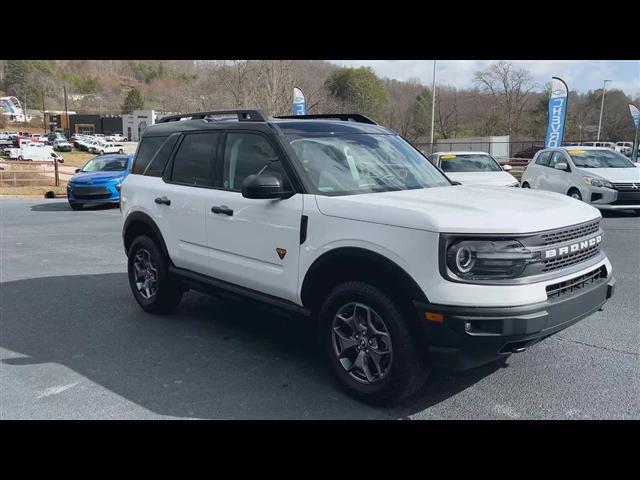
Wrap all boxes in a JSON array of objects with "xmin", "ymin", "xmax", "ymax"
[{"xmin": 67, "ymin": 154, "xmax": 132, "ymax": 210}]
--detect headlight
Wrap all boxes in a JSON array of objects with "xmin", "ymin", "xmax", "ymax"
[
  {"xmin": 583, "ymin": 176, "xmax": 613, "ymax": 188},
  {"xmin": 446, "ymin": 239, "xmax": 539, "ymax": 280}
]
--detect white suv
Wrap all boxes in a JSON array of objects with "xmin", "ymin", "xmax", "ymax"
[{"xmin": 120, "ymin": 110, "xmax": 615, "ymax": 404}]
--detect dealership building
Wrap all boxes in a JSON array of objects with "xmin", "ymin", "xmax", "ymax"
[{"xmin": 122, "ymin": 110, "xmax": 172, "ymax": 141}]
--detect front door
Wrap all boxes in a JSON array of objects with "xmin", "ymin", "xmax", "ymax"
[{"xmin": 204, "ymin": 131, "xmax": 303, "ymax": 303}]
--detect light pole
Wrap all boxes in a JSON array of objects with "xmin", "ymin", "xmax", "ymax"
[
  {"xmin": 596, "ymin": 79, "xmax": 611, "ymax": 141},
  {"xmin": 429, "ymin": 60, "xmax": 437, "ymax": 153}
]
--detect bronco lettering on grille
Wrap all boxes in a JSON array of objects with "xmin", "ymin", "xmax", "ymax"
[{"xmin": 544, "ymin": 235, "xmax": 601, "ymax": 259}]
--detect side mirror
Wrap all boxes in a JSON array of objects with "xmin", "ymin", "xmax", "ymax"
[
  {"xmin": 502, "ymin": 164, "xmax": 513, "ymax": 171},
  {"xmin": 241, "ymin": 175, "xmax": 292, "ymax": 199},
  {"xmin": 75, "ymin": 168, "xmax": 81, "ymax": 173},
  {"xmin": 554, "ymin": 162, "xmax": 569, "ymax": 171}
]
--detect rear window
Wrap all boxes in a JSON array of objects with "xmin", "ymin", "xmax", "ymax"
[
  {"xmin": 168, "ymin": 133, "xmax": 218, "ymax": 187},
  {"xmin": 132, "ymin": 136, "xmax": 166, "ymax": 174},
  {"xmin": 144, "ymin": 135, "xmax": 179, "ymax": 177}
]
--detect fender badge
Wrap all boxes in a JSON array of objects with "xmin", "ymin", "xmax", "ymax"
[{"xmin": 276, "ymin": 248, "xmax": 287, "ymax": 260}]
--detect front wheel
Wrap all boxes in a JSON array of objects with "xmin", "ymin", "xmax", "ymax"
[
  {"xmin": 127, "ymin": 235, "xmax": 184, "ymax": 314},
  {"xmin": 568, "ymin": 188, "xmax": 582, "ymax": 201},
  {"xmin": 99, "ymin": 150, "xmax": 105, "ymax": 155},
  {"xmin": 319, "ymin": 281, "xmax": 429, "ymax": 405},
  {"xmin": 521, "ymin": 182, "xmax": 530, "ymax": 188},
  {"xmin": 118, "ymin": 149, "xmax": 124, "ymax": 154}
]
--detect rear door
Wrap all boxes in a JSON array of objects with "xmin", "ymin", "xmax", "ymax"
[
  {"xmin": 157, "ymin": 131, "xmax": 220, "ymax": 275},
  {"xmin": 529, "ymin": 150, "xmax": 552, "ymax": 188},
  {"xmin": 203, "ymin": 130, "xmax": 303, "ymax": 303}
]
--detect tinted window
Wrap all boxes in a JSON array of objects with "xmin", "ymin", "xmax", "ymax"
[
  {"xmin": 132, "ymin": 136, "xmax": 165, "ymax": 174},
  {"xmin": 535, "ymin": 151, "xmax": 552, "ymax": 166},
  {"xmin": 144, "ymin": 135, "xmax": 179, "ymax": 177},
  {"xmin": 170, "ymin": 133, "xmax": 217, "ymax": 187},
  {"xmin": 222, "ymin": 132, "xmax": 289, "ymax": 191}
]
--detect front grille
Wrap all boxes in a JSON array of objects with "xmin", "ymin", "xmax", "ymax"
[
  {"xmin": 546, "ymin": 266, "xmax": 607, "ymax": 299},
  {"xmin": 612, "ymin": 182, "xmax": 640, "ymax": 192},
  {"xmin": 73, "ymin": 186, "xmax": 111, "ymax": 200},
  {"xmin": 539, "ymin": 220, "xmax": 600, "ymax": 246},
  {"xmin": 541, "ymin": 244, "xmax": 600, "ymax": 272}
]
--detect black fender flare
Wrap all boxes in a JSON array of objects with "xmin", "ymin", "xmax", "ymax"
[{"xmin": 122, "ymin": 211, "xmax": 170, "ymax": 259}]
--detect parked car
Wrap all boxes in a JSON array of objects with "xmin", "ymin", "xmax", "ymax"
[
  {"xmin": 53, "ymin": 139, "xmax": 73, "ymax": 152},
  {"xmin": 67, "ymin": 154, "xmax": 132, "ymax": 210},
  {"xmin": 98, "ymin": 143, "xmax": 126, "ymax": 155},
  {"xmin": 88, "ymin": 139, "xmax": 107, "ymax": 154},
  {"xmin": 110, "ymin": 133, "xmax": 126, "ymax": 142},
  {"xmin": 7, "ymin": 143, "xmax": 64, "ymax": 162},
  {"xmin": 426, "ymin": 151, "xmax": 519, "ymax": 187},
  {"xmin": 513, "ymin": 145, "xmax": 544, "ymax": 159},
  {"xmin": 581, "ymin": 141, "xmax": 616, "ymax": 149},
  {"xmin": 521, "ymin": 146, "xmax": 640, "ymax": 215},
  {"xmin": 120, "ymin": 109, "xmax": 615, "ymax": 404},
  {"xmin": 615, "ymin": 141, "xmax": 633, "ymax": 157}
]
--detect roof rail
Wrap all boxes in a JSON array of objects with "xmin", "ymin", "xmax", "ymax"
[
  {"xmin": 273, "ymin": 113, "xmax": 377, "ymax": 125},
  {"xmin": 157, "ymin": 109, "xmax": 267, "ymax": 123}
]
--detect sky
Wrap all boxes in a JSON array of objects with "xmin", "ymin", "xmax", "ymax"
[{"xmin": 330, "ymin": 60, "xmax": 640, "ymax": 98}]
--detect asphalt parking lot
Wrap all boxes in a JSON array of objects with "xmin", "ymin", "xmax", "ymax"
[{"xmin": 0, "ymin": 199, "xmax": 638, "ymax": 419}]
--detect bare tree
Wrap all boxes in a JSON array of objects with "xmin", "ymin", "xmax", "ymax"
[{"xmin": 474, "ymin": 61, "xmax": 536, "ymax": 136}]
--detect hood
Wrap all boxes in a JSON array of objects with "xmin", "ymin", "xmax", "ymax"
[
  {"xmin": 71, "ymin": 171, "xmax": 126, "ymax": 184},
  {"xmin": 444, "ymin": 170, "xmax": 518, "ymax": 186},
  {"xmin": 314, "ymin": 185, "xmax": 600, "ymax": 234},
  {"xmin": 576, "ymin": 167, "xmax": 640, "ymax": 183}
]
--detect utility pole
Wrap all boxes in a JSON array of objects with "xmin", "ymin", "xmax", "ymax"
[
  {"xmin": 429, "ymin": 60, "xmax": 437, "ymax": 153},
  {"xmin": 63, "ymin": 85, "xmax": 69, "ymax": 137},
  {"xmin": 596, "ymin": 79, "xmax": 611, "ymax": 142},
  {"xmin": 42, "ymin": 90, "xmax": 46, "ymax": 134}
]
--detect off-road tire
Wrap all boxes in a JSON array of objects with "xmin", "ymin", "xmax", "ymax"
[
  {"xmin": 127, "ymin": 235, "xmax": 184, "ymax": 314},
  {"xmin": 318, "ymin": 281, "xmax": 429, "ymax": 405}
]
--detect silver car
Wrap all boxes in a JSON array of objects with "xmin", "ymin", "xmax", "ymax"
[{"xmin": 521, "ymin": 146, "xmax": 640, "ymax": 215}]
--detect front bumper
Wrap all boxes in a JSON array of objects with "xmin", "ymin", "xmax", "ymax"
[
  {"xmin": 414, "ymin": 272, "xmax": 615, "ymax": 370},
  {"xmin": 68, "ymin": 183, "xmax": 121, "ymax": 204}
]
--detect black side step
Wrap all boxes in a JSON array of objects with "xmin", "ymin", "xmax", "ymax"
[{"xmin": 169, "ymin": 265, "xmax": 310, "ymax": 316}]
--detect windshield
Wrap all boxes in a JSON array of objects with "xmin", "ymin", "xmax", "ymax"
[
  {"xmin": 438, "ymin": 153, "xmax": 502, "ymax": 172},
  {"xmin": 285, "ymin": 133, "xmax": 451, "ymax": 195},
  {"xmin": 568, "ymin": 149, "xmax": 635, "ymax": 168},
  {"xmin": 82, "ymin": 157, "xmax": 128, "ymax": 172}
]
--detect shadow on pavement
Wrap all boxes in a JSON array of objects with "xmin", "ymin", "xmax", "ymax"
[
  {"xmin": 30, "ymin": 202, "xmax": 118, "ymax": 212},
  {"xmin": 0, "ymin": 273, "xmax": 501, "ymax": 419},
  {"xmin": 600, "ymin": 209, "xmax": 638, "ymax": 218}
]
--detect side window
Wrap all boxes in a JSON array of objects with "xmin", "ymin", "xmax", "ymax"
[
  {"xmin": 548, "ymin": 151, "xmax": 568, "ymax": 169},
  {"xmin": 169, "ymin": 133, "xmax": 218, "ymax": 187},
  {"xmin": 132, "ymin": 136, "xmax": 166, "ymax": 174},
  {"xmin": 535, "ymin": 151, "xmax": 552, "ymax": 166},
  {"xmin": 221, "ymin": 132, "xmax": 290, "ymax": 191},
  {"xmin": 144, "ymin": 134, "xmax": 179, "ymax": 177}
]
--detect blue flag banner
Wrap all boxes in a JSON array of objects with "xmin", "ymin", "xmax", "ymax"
[
  {"xmin": 292, "ymin": 87, "xmax": 307, "ymax": 116},
  {"xmin": 629, "ymin": 104, "xmax": 640, "ymax": 129},
  {"xmin": 544, "ymin": 77, "xmax": 569, "ymax": 148}
]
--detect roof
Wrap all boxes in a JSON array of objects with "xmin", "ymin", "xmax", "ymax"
[{"xmin": 143, "ymin": 117, "xmax": 395, "ymax": 138}]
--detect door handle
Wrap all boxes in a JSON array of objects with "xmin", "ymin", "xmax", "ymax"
[
  {"xmin": 211, "ymin": 205, "xmax": 233, "ymax": 216},
  {"xmin": 154, "ymin": 196, "xmax": 171, "ymax": 205}
]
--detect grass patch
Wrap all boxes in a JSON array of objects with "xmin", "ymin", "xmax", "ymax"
[
  {"xmin": 0, "ymin": 182, "xmax": 68, "ymax": 198},
  {"xmin": 61, "ymin": 150, "xmax": 93, "ymax": 168}
]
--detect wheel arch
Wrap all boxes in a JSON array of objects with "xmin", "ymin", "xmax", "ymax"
[
  {"xmin": 300, "ymin": 247, "xmax": 428, "ymax": 312},
  {"xmin": 122, "ymin": 211, "xmax": 170, "ymax": 260}
]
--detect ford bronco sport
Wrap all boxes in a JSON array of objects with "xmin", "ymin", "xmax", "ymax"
[{"xmin": 121, "ymin": 110, "xmax": 615, "ymax": 404}]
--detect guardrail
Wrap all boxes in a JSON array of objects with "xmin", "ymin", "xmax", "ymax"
[{"xmin": 0, "ymin": 159, "xmax": 59, "ymax": 186}]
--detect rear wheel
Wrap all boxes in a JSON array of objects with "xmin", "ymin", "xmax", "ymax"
[
  {"xmin": 319, "ymin": 281, "xmax": 429, "ymax": 405},
  {"xmin": 127, "ymin": 235, "xmax": 184, "ymax": 314},
  {"xmin": 118, "ymin": 149, "xmax": 124, "ymax": 154},
  {"xmin": 568, "ymin": 188, "xmax": 582, "ymax": 201},
  {"xmin": 521, "ymin": 182, "xmax": 530, "ymax": 188}
]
